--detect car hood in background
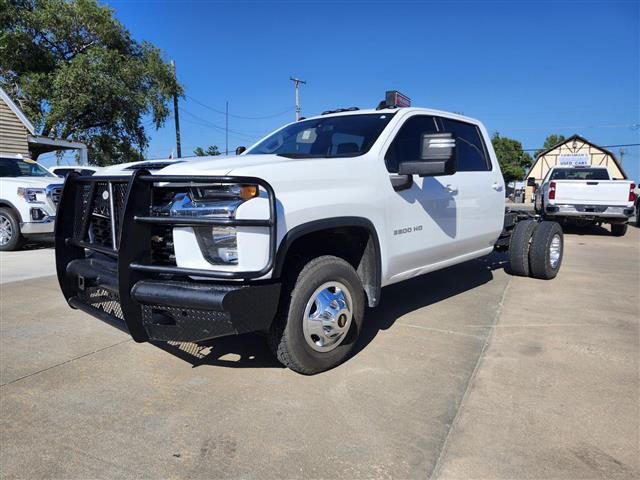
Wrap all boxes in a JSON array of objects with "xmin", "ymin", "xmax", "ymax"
[{"xmin": 0, "ymin": 177, "xmax": 62, "ymax": 188}]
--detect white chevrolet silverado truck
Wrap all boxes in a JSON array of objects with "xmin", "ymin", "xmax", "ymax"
[
  {"xmin": 1, "ymin": 156, "xmax": 63, "ymax": 250},
  {"xmin": 55, "ymin": 92, "xmax": 565, "ymax": 374},
  {"xmin": 530, "ymin": 165, "xmax": 636, "ymax": 236}
]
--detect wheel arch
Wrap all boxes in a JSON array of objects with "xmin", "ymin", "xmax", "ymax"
[
  {"xmin": 0, "ymin": 200, "xmax": 23, "ymax": 222},
  {"xmin": 273, "ymin": 217, "xmax": 382, "ymax": 307}
]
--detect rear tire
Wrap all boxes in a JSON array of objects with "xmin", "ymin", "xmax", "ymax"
[
  {"xmin": 268, "ymin": 256, "xmax": 365, "ymax": 375},
  {"xmin": 611, "ymin": 223, "xmax": 627, "ymax": 237},
  {"xmin": 0, "ymin": 208, "xmax": 25, "ymax": 252},
  {"xmin": 529, "ymin": 221, "xmax": 563, "ymax": 280},
  {"xmin": 508, "ymin": 219, "xmax": 537, "ymax": 277}
]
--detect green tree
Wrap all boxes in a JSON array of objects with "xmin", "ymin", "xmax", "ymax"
[
  {"xmin": 535, "ymin": 134, "xmax": 566, "ymax": 158},
  {"xmin": 193, "ymin": 145, "xmax": 221, "ymax": 156},
  {"xmin": 491, "ymin": 132, "xmax": 533, "ymax": 185},
  {"xmin": 0, "ymin": 0, "xmax": 182, "ymax": 165}
]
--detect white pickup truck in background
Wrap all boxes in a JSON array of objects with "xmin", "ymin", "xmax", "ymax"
[
  {"xmin": 531, "ymin": 166, "xmax": 636, "ymax": 236},
  {"xmin": 1, "ymin": 156, "xmax": 63, "ymax": 250}
]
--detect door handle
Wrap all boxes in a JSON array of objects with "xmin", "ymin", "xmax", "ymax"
[
  {"xmin": 445, "ymin": 184, "xmax": 458, "ymax": 194},
  {"xmin": 491, "ymin": 182, "xmax": 503, "ymax": 192}
]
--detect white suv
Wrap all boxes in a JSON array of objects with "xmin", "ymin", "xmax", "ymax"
[
  {"xmin": 0, "ymin": 156, "xmax": 63, "ymax": 250},
  {"xmin": 54, "ymin": 93, "xmax": 565, "ymax": 374}
]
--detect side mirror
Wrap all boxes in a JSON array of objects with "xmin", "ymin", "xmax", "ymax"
[
  {"xmin": 527, "ymin": 177, "xmax": 537, "ymax": 187},
  {"xmin": 398, "ymin": 133, "xmax": 457, "ymax": 177},
  {"xmin": 235, "ymin": 146, "xmax": 246, "ymax": 155}
]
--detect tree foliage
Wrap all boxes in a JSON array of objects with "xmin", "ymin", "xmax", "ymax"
[
  {"xmin": 193, "ymin": 145, "xmax": 221, "ymax": 156},
  {"xmin": 535, "ymin": 134, "xmax": 566, "ymax": 158},
  {"xmin": 491, "ymin": 133, "xmax": 533, "ymax": 184},
  {"xmin": 0, "ymin": 0, "xmax": 182, "ymax": 165}
]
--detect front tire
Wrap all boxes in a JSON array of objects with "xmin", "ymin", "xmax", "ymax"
[
  {"xmin": 529, "ymin": 221, "xmax": 563, "ymax": 280},
  {"xmin": 0, "ymin": 208, "xmax": 25, "ymax": 251},
  {"xmin": 268, "ymin": 256, "xmax": 365, "ymax": 375},
  {"xmin": 611, "ymin": 223, "xmax": 628, "ymax": 237}
]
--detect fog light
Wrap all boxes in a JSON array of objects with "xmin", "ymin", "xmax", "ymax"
[
  {"xmin": 195, "ymin": 226, "xmax": 238, "ymax": 265},
  {"xmin": 30, "ymin": 208, "xmax": 47, "ymax": 221}
]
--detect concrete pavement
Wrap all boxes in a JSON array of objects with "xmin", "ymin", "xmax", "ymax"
[
  {"xmin": 0, "ymin": 245, "xmax": 56, "ymax": 284},
  {"xmin": 0, "ymin": 224, "xmax": 638, "ymax": 479}
]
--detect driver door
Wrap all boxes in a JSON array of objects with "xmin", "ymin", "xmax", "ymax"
[{"xmin": 382, "ymin": 115, "xmax": 460, "ymax": 282}]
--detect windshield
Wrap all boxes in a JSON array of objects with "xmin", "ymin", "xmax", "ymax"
[
  {"xmin": 0, "ymin": 158, "xmax": 55, "ymax": 178},
  {"xmin": 247, "ymin": 113, "xmax": 395, "ymax": 158},
  {"xmin": 549, "ymin": 168, "xmax": 610, "ymax": 181}
]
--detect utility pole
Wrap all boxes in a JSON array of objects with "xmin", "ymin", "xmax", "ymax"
[
  {"xmin": 290, "ymin": 76, "xmax": 306, "ymax": 121},
  {"xmin": 225, "ymin": 101, "xmax": 229, "ymax": 156},
  {"xmin": 171, "ymin": 60, "xmax": 182, "ymax": 158},
  {"xmin": 619, "ymin": 147, "xmax": 625, "ymax": 165}
]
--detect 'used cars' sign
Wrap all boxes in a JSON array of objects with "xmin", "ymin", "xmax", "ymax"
[{"xmin": 559, "ymin": 153, "xmax": 589, "ymax": 166}]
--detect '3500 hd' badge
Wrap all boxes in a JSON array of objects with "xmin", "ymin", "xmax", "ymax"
[{"xmin": 394, "ymin": 225, "xmax": 423, "ymax": 236}]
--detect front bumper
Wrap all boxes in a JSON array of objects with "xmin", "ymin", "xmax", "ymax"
[
  {"xmin": 545, "ymin": 204, "xmax": 634, "ymax": 220},
  {"xmin": 55, "ymin": 171, "xmax": 278, "ymax": 343},
  {"xmin": 66, "ymin": 256, "xmax": 280, "ymax": 342},
  {"xmin": 21, "ymin": 218, "xmax": 55, "ymax": 235}
]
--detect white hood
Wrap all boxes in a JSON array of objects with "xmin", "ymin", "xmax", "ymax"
[
  {"xmin": 97, "ymin": 154, "xmax": 293, "ymax": 177},
  {"xmin": 160, "ymin": 154, "xmax": 293, "ymax": 176},
  {"xmin": 0, "ymin": 177, "xmax": 62, "ymax": 188}
]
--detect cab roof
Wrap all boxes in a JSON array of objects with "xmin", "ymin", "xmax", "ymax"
[{"xmin": 305, "ymin": 107, "xmax": 483, "ymax": 126}]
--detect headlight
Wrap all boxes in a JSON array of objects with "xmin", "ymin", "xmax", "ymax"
[
  {"xmin": 192, "ymin": 184, "xmax": 258, "ymax": 201},
  {"xmin": 17, "ymin": 187, "xmax": 45, "ymax": 204},
  {"xmin": 167, "ymin": 184, "xmax": 258, "ymax": 265}
]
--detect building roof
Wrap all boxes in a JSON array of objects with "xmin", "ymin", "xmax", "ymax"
[
  {"xmin": 529, "ymin": 134, "xmax": 627, "ymax": 179},
  {"xmin": 535, "ymin": 134, "xmax": 617, "ymax": 161},
  {"xmin": 0, "ymin": 86, "xmax": 35, "ymax": 135}
]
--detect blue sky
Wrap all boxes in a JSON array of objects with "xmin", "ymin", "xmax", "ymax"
[{"xmin": 42, "ymin": 0, "xmax": 640, "ymax": 180}]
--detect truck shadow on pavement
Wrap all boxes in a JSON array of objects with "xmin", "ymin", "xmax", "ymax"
[
  {"xmin": 151, "ymin": 251, "xmax": 509, "ymax": 370},
  {"xmin": 352, "ymin": 250, "xmax": 507, "ymax": 358},
  {"xmin": 562, "ymin": 224, "xmax": 619, "ymax": 236},
  {"xmin": 151, "ymin": 334, "xmax": 284, "ymax": 370}
]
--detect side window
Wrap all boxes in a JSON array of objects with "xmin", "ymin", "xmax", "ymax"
[
  {"xmin": 384, "ymin": 116, "xmax": 438, "ymax": 173},
  {"xmin": 439, "ymin": 118, "xmax": 491, "ymax": 172}
]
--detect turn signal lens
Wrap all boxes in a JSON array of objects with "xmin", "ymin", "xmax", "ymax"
[
  {"xmin": 630, "ymin": 183, "xmax": 636, "ymax": 202},
  {"xmin": 549, "ymin": 181, "xmax": 556, "ymax": 200},
  {"xmin": 240, "ymin": 185, "xmax": 258, "ymax": 200}
]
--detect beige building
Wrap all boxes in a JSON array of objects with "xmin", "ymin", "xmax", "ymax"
[
  {"xmin": 0, "ymin": 87, "xmax": 87, "ymax": 163},
  {"xmin": 525, "ymin": 134, "xmax": 627, "ymax": 202}
]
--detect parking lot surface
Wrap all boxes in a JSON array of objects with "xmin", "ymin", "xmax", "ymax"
[{"xmin": 1, "ymin": 225, "xmax": 638, "ymax": 479}]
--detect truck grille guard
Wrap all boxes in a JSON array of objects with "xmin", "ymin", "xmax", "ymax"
[{"xmin": 55, "ymin": 170, "xmax": 277, "ymax": 342}]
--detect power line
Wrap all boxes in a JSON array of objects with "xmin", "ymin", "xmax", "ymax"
[
  {"xmin": 186, "ymin": 95, "xmax": 294, "ymax": 120},
  {"xmin": 179, "ymin": 107, "xmax": 261, "ymax": 140},
  {"xmin": 181, "ymin": 117, "xmax": 260, "ymax": 141},
  {"xmin": 509, "ymin": 123, "xmax": 640, "ymax": 132},
  {"xmin": 522, "ymin": 143, "xmax": 640, "ymax": 152}
]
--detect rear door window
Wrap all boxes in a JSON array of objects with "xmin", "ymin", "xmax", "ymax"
[{"xmin": 438, "ymin": 118, "xmax": 491, "ymax": 172}]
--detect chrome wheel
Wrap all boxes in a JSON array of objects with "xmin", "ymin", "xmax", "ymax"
[
  {"xmin": 0, "ymin": 214, "xmax": 12, "ymax": 247},
  {"xmin": 303, "ymin": 281, "xmax": 353, "ymax": 352},
  {"xmin": 549, "ymin": 234, "xmax": 562, "ymax": 269}
]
